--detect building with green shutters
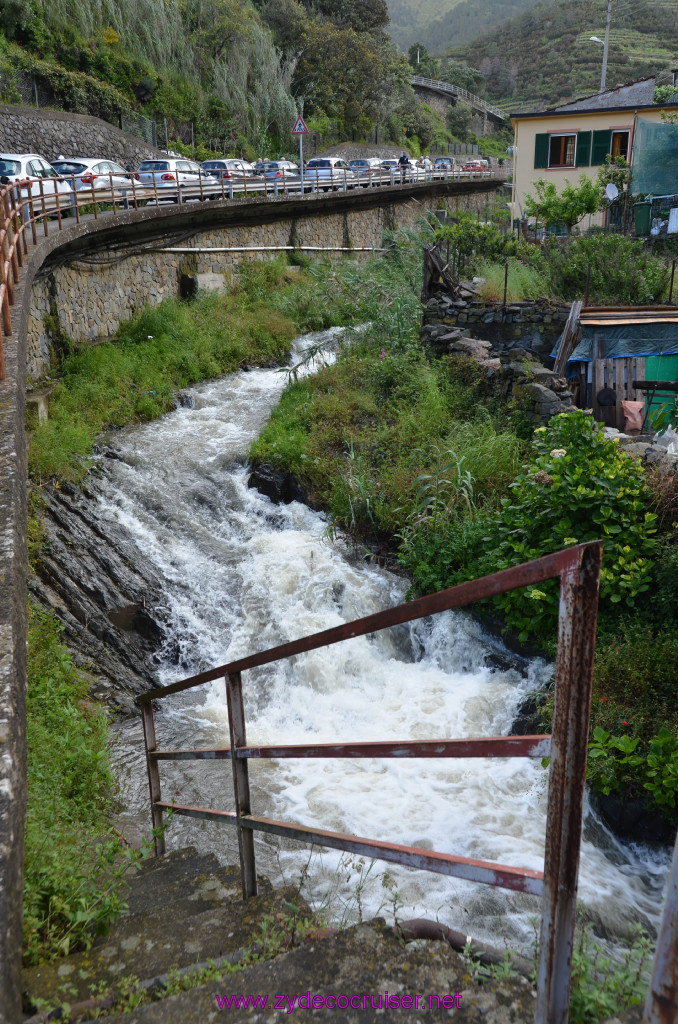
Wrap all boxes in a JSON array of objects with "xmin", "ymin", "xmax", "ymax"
[{"xmin": 510, "ymin": 75, "xmax": 678, "ymax": 232}]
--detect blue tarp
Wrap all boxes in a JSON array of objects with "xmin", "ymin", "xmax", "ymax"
[{"xmin": 552, "ymin": 321, "xmax": 678, "ymax": 375}]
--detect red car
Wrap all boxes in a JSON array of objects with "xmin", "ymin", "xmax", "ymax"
[{"xmin": 463, "ymin": 159, "xmax": 488, "ymax": 172}]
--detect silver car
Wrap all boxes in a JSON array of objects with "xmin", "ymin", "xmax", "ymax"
[
  {"xmin": 201, "ymin": 158, "xmax": 257, "ymax": 180},
  {"xmin": 304, "ymin": 157, "xmax": 359, "ymax": 190},
  {"xmin": 133, "ymin": 158, "xmax": 205, "ymax": 199}
]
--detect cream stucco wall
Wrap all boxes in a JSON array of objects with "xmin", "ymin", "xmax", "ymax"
[{"xmin": 510, "ymin": 106, "xmax": 670, "ymax": 229}]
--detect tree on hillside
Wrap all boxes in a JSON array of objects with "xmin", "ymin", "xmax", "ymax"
[
  {"xmin": 260, "ymin": 0, "xmax": 308, "ymax": 52},
  {"xmin": 293, "ymin": 21, "xmax": 386, "ymax": 130},
  {"xmin": 446, "ymin": 101, "xmax": 473, "ymax": 141},
  {"xmin": 524, "ymin": 175, "xmax": 599, "ymax": 234},
  {"xmin": 407, "ymin": 42, "xmax": 439, "ymax": 78},
  {"xmin": 300, "ymin": 0, "xmax": 389, "ymax": 32}
]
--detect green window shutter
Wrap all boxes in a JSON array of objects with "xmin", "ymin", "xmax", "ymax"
[
  {"xmin": 576, "ymin": 130, "xmax": 591, "ymax": 166},
  {"xmin": 534, "ymin": 133, "xmax": 549, "ymax": 168},
  {"xmin": 591, "ymin": 129, "xmax": 612, "ymax": 164}
]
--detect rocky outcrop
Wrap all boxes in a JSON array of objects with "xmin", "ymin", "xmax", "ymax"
[
  {"xmin": 421, "ymin": 320, "xmax": 577, "ymax": 426},
  {"xmin": 29, "ymin": 479, "xmax": 169, "ymax": 714},
  {"xmin": 248, "ymin": 462, "xmax": 319, "ymax": 508}
]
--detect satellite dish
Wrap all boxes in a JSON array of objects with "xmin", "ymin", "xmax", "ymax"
[{"xmin": 606, "ymin": 182, "xmax": 619, "ymax": 201}]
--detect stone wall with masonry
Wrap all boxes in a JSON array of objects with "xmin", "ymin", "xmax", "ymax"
[{"xmin": 27, "ymin": 192, "xmax": 492, "ymax": 380}]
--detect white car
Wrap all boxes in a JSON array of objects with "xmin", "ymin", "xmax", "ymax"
[
  {"xmin": 0, "ymin": 152, "xmax": 75, "ymax": 212},
  {"xmin": 51, "ymin": 157, "xmax": 132, "ymax": 192}
]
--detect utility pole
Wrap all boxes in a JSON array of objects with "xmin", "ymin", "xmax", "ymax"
[{"xmin": 600, "ymin": 0, "xmax": 612, "ymax": 92}]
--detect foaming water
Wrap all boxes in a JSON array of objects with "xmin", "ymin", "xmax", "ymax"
[{"xmin": 100, "ymin": 329, "xmax": 668, "ymax": 952}]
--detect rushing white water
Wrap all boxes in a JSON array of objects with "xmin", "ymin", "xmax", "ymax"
[{"xmin": 99, "ymin": 329, "xmax": 668, "ymax": 953}]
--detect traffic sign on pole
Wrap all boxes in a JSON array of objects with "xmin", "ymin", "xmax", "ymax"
[{"xmin": 292, "ymin": 115, "xmax": 308, "ymax": 190}]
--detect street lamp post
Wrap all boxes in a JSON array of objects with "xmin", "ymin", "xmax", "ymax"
[{"xmin": 590, "ymin": 0, "xmax": 613, "ymax": 92}]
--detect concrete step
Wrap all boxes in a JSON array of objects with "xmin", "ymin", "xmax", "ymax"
[
  {"xmin": 23, "ymin": 876, "xmax": 303, "ymax": 1012},
  {"xmin": 92, "ymin": 866, "xmax": 271, "ymax": 950},
  {"xmin": 121, "ymin": 859, "xmax": 269, "ymax": 923},
  {"xmin": 93, "ymin": 918, "xmax": 537, "ymax": 1024}
]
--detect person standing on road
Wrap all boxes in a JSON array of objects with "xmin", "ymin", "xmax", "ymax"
[{"xmin": 398, "ymin": 152, "xmax": 409, "ymax": 181}]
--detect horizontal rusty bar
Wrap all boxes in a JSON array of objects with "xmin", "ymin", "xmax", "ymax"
[
  {"xmin": 151, "ymin": 735, "xmax": 551, "ymax": 761},
  {"xmin": 155, "ymin": 801, "xmax": 544, "ymax": 895},
  {"xmin": 140, "ymin": 544, "xmax": 594, "ymax": 703}
]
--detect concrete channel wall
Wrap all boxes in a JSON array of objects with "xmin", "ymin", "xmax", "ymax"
[{"xmin": 0, "ymin": 177, "xmax": 501, "ymax": 1022}]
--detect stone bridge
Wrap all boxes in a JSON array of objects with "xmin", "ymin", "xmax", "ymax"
[
  {"xmin": 0, "ymin": 176, "xmax": 504, "ymax": 1021},
  {"xmin": 411, "ymin": 76, "xmax": 507, "ymax": 136}
]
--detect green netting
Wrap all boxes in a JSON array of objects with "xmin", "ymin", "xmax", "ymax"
[{"xmin": 632, "ymin": 117, "xmax": 678, "ymax": 195}]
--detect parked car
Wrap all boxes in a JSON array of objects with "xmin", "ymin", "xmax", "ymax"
[
  {"xmin": 0, "ymin": 152, "xmax": 75, "ymax": 212},
  {"xmin": 434, "ymin": 156, "xmax": 456, "ymax": 173},
  {"xmin": 51, "ymin": 157, "xmax": 132, "ymax": 192},
  {"xmin": 381, "ymin": 157, "xmax": 417, "ymax": 181},
  {"xmin": 256, "ymin": 160, "xmax": 302, "ymax": 186},
  {"xmin": 348, "ymin": 158, "xmax": 383, "ymax": 184},
  {"xmin": 304, "ymin": 157, "xmax": 359, "ymax": 190},
  {"xmin": 463, "ymin": 159, "xmax": 488, "ymax": 172},
  {"xmin": 133, "ymin": 158, "xmax": 205, "ymax": 200},
  {"xmin": 201, "ymin": 158, "xmax": 257, "ymax": 180}
]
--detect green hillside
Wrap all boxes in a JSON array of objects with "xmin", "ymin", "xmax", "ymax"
[
  {"xmin": 386, "ymin": 0, "xmax": 542, "ymax": 53},
  {"xmin": 0, "ymin": 0, "xmax": 438, "ymax": 156},
  {"xmin": 449, "ymin": 0, "xmax": 678, "ymax": 109}
]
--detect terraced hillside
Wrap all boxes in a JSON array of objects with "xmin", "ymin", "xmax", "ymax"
[
  {"xmin": 449, "ymin": 0, "xmax": 678, "ymax": 109},
  {"xmin": 386, "ymin": 0, "xmax": 541, "ymax": 52}
]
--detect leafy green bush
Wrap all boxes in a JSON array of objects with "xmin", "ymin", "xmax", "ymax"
[
  {"xmin": 541, "ymin": 234, "xmax": 669, "ymax": 304},
  {"xmin": 479, "ymin": 411, "xmax": 657, "ymax": 641},
  {"xmin": 588, "ymin": 726, "xmax": 678, "ymax": 817},
  {"xmin": 435, "ymin": 216, "xmax": 526, "ymax": 276},
  {"xmin": 568, "ymin": 921, "xmax": 653, "ymax": 1023}
]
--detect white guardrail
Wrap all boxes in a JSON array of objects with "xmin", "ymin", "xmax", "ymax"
[{"xmin": 410, "ymin": 76, "xmax": 507, "ymax": 121}]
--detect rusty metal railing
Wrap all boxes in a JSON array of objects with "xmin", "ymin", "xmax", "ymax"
[{"xmin": 139, "ymin": 542, "xmax": 603, "ymax": 1024}]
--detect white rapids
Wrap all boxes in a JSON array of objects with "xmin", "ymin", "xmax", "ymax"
[{"xmin": 96, "ymin": 328, "xmax": 668, "ymax": 953}]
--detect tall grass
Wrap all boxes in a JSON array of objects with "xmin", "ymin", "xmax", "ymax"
[
  {"xmin": 24, "ymin": 605, "xmax": 125, "ymax": 963},
  {"xmin": 475, "ymin": 257, "xmax": 550, "ymax": 302},
  {"xmin": 29, "ymin": 285, "xmax": 297, "ymax": 483}
]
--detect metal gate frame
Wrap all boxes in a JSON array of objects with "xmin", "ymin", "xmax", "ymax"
[{"xmin": 139, "ymin": 541, "xmax": 605, "ymax": 1024}]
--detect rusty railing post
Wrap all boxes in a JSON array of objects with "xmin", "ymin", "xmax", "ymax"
[
  {"xmin": 226, "ymin": 670, "xmax": 257, "ymax": 899},
  {"xmin": 534, "ymin": 542, "xmax": 602, "ymax": 1024},
  {"xmin": 141, "ymin": 702, "xmax": 165, "ymax": 856},
  {"xmin": 643, "ymin": 826, "xmax": 678, "ymax": 1024}
]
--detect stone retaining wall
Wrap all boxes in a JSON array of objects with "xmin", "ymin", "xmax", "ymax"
[
  {"xmin": 0, "ymin": 104, "xmax": 164, "ymax": 167},
  {"xmin": 423, "ymin": 294, "xmax": 570, "ymax": 358},
  {"xmin": 27, "ymin": 190, "xmax": 497, "ymax": 380}
]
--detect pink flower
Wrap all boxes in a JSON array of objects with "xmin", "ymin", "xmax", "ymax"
[{"xmin": 379, "ymin": 348, "xmax": 387, "ymax": 358}]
